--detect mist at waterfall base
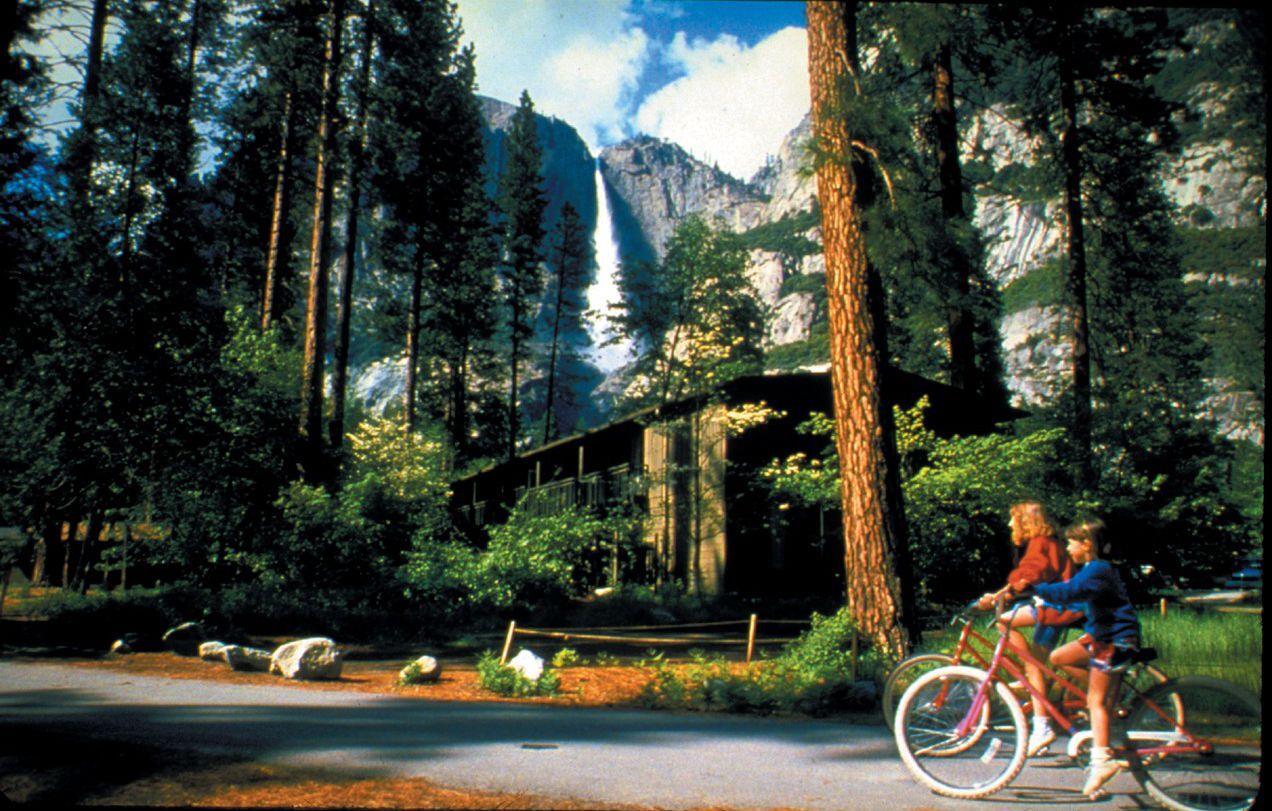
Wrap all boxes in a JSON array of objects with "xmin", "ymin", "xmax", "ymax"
[{"xmin": 584, "ymin": 159, "xmax": 634, "ymax": 375}]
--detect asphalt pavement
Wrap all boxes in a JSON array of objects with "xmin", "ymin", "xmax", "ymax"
[{"xmin": 0, "ymin": 660, "xmax": 1152, "ymax": 809}]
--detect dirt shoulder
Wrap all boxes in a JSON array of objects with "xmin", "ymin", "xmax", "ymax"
[{"xmin": 0, "ymin": 651, "xmax": 668, "ymax": 808}]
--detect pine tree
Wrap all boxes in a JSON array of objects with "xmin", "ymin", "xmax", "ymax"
[
  {"xmin": 807, "ymin": 0, "xmax": 915, "ymax": 656},
  {"xmin": 298, "ymin": 0, "xmax": 347, "ymax": 482},
  {"xmin": 540, "ymin": 202, "xmax": 590, "ymax": 444},
  {"xmin": 497, "ymin": 90, "xmax": 548, "ymax": 458}
]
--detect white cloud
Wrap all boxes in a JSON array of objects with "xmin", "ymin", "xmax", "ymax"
[
  {"xmin": 456, "ymin": 0, "xmax": 650, "ymax": 152},
  {"xmin": 635, "ymin": 26, "xmax": 809, "ymax": 181}
]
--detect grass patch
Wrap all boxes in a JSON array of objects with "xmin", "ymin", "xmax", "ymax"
[
  {"xmin": 475, "ymin": 650, "xmax": 560, "ymax": 697},
  {"xmin": 1140, "ymin": 609, "xmax": 1262, "ymax": 698}
]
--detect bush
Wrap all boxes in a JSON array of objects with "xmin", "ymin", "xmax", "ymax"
[
  {"xmin": 637, "ymin": 608, "xmax": 884, "ymax": 717},
  {"xmin": 475, "ymin": 650, "xmax": 560, "ymax": 697}
]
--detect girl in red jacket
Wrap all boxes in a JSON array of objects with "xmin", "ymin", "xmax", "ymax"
[{"xmin": 976, "ymin": 500, "xmax": 1083, "ymax": 756}]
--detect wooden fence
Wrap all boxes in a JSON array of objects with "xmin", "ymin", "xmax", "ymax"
[{"xmin": 498, "ymin": 615, "xmax": 817, "ymax": 666}]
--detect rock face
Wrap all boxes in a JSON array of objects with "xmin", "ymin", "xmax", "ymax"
[
  {"xmin": 270, "ymin": 638, "xmax": 344, "ymax": 681},
  {"xmin": 600, "ymin": 136, "xmax": 767, "ymax": 261}
]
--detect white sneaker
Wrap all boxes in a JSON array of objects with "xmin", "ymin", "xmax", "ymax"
[
  {"xmin": 1083, "ymin": 757, "xmax": 1125, "ymax": 796},
  {"xmin": 1027, "ymin": 725, "xmax": 1056, "ymax": 757}
]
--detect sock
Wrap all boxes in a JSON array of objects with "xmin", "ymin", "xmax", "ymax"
[{"xmin": 1032, "ymin": 717, "xmax": 1051, "ymax": 734}]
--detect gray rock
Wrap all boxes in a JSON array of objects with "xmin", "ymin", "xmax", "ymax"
[
  {"xmin": 270, "ymin": 637, "xmax": 343, "ymax": 681},
  {"xmin": 222, "ymin": 645, "xmax": 272, "ymax": 672},
  {"xmin": 162, "ymin": 622, "xmax": 207, "ymax": 656}
]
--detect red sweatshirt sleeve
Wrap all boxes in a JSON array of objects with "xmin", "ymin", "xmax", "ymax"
[{"xmin": 1006, "ymin": 536, "xmax": 1072, "ymax": 592}]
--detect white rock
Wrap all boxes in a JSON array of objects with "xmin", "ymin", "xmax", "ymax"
[
  {"xmin": 199, "ymin": 641, "xmax": 228, "ymax": 661},
  {"xmin": 507, "ymin": 649, "xmax": 545, "ymax": 682},
  {"xmin": 399, "ymin": 655, "xmax": 442, "ymax": 684},
  {"xmin": 223, "ymin": 645, "xmax": 273, "ymax": 672},
  {"xmin": 270, "ymin": 637, "xmax": 344, "ymax": 681}
]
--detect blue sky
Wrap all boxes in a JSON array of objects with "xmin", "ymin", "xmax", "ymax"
[{"xmin": 455, "ymin": 0, "xmax": 810, "ymax": 180}]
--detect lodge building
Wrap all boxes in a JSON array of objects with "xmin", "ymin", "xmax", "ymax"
[{"xmin": 449, "ymin": 368, "xmax": 1022, "ymax": 600}]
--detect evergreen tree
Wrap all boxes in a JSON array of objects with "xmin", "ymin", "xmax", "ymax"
[
  {"xmin": 616, "ymin": 215, "xmax": 764, "ymax": 409},
  {"xmin": 497, "ymin": 90, "xmax": 547, "ymax": 458},
  {"xmin": 297, "ymin": 0, "xmax": 347, "ymax": 482},
  {"xmin": 367, "ymin": 0, "xmax": 487, "ymax": 448},
  {"xmin": 807, "ymin": 0, "xmax": 916, "ymax": 656},
  {"xmin": 538, "ymin": 201, "xmax": 590, "ymax": 443}
]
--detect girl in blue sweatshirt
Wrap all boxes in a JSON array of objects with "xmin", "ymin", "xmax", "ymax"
[{"xmin": 1031, "ymin": 519, "xmax": 1140, "ymax": 798}]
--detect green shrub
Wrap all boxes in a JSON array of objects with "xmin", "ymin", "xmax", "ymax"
[
  {"xmin": 637, "ymin": 608, "xmax": 884, "ymax": 717},
  {"xmin": 475, "ymin": 650, "xmax": 560, "ymax": 697},
  {"xmin": 551, "ymin": 647, "xmax": 581, "ymax": 668}
]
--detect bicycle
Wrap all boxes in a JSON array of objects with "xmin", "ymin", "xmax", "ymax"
[
  {"xmin": 882, "ymin": 600, "xmax": 1171, "ymax": 733},
  {"xmin": 892, "ymin": 601, "xmax": 1261, "ymax": 810}
]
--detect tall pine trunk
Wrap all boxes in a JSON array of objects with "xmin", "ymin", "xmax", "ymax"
[
  {"xmin": 262, "ymin": 91, "xmax": 296, "ymax": 332},
  {"xmin": 298, "ymin": 0, "xmax": 346, "ymax": 481},
  {"xmin": 807, "ymin": 0, "xmax": 914, "ymax": 657},
  {"xmin": 329, "ymin": 0, "xmax": 375, "ymax": 448},
  {"xmin": 405, "ymin": 261, "xmax": 423, "ymax": 434},
  {"xmin": 931, "ymin": 42, "xmax": 977, "ymax": 393},
  {"xmin": 1057, "ymin": 16, "xmax": 1094, "ymax": 491}
]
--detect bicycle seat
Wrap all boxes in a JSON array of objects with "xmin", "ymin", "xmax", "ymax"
[{"xmin": 1131, "ymin": 647, "xmax": 1158, "ymax": 663}]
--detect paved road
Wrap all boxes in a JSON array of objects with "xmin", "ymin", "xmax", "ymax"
[{"xmin": 1, "ymin": 660, "xmax": 1150, "ymax": 809}]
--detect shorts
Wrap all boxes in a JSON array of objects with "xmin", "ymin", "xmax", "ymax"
[
  {"xmin": 1030, "ymin": 603, "xmax": 1085, "ymax": 650},
  {"xmin": 1080, "ymin": 633, "xmax": 1140, "ymax": 673}
]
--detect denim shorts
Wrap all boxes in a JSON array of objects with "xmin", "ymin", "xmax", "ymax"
[
  {"xmin": 1080, "ymin": 633, "xmax": 1140, "ymax": 673},
  {"xmin": 1030, "ymin": 603, "xmax": 1085, "ymax": 650}
]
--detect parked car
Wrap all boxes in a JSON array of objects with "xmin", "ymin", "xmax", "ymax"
[{"xmin": 1223, "ymin": 555, "xmax": 1263, "ymax": 591}]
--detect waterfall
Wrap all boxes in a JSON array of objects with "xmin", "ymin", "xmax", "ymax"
[{"xmin": 585, "ymin": 158, "xmax": 632, "ymax": 373}]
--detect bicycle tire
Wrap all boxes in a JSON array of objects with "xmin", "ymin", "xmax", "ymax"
[
  {"xmin": 894, "ymin": 665, "xmax": 1028, "ymax": 799},
  {"xmin": 882, "ymin": 653, "xmax": 956, "ymax": 730},
  {"xmin": 1125, "ymin": 676, "xmax": 1261, "ymax": 811}
]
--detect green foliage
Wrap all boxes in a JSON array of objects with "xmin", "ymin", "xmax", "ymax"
[
  {"xmin": 475, "ymin": 650, "xmax": 560, "ymax": 697},
  {"xmin": 551, "ymin": 647, "xmax": 581, "ymax": 668},
  {"xmin": 637, "ymin": 609, "xmax": 885, "ymax": 717},
  {"xmin": 616, "ymin": 215, "xmax": 766, "ymax": 408},
  {"xmin": 738, "ymin": 208, "xmax": 821, "ymax": 269},
  {"xmin": 764, "ymin": 398, "xmax": 1065, "ymax": 612},
  {"xmin": 999, "ymin": 261, "xmax": 1067, "ymax": 314},
  {"xmin": 401, "ymin": 500, "xmax": 641, "ymax": 619}
]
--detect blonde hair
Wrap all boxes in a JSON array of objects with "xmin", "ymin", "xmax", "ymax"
[
  {"xmin": 1065, "ymin": 519, "xmax": 1108, "ymax": 559},
  {"xmin": 1010, "ymin": 501, "xmax": 1058, "ymax": 544}
]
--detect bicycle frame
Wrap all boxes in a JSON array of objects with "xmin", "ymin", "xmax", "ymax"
[
  {"xmin": 956, "ymin": 605, "xmax": 1207, "ymax": 763},
  {"xmin": 944, "ymin": 604, "xmax": 1090, "ymax": 735}
]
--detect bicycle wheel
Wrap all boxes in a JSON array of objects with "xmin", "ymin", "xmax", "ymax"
[
  {"xmin": 882, "ymin": 653, "xmax": 956, "ymax": 729},
  {"xmin": 894, "ymin": 665, "xmax": 1028, "ymax": 799},
  {"xmin": 1125, "ymin": 676, "xmax": 1261, "ymax": 811}
]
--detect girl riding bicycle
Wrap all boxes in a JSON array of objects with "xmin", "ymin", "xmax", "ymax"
[
  {"xmin": 976, "ymin": 500, "xmax": 1083, "ymax": 756},
  {"xmin": 1031, "ymin": 518, "xmax": 1141, "ymax": 798}
]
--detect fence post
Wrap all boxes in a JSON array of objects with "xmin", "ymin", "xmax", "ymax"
[
  {"xmin": 745, "ymin": 614, "xmax": 758, "ymax": 663},
  {"xmin": 500, "ymin": 620, "xmax": 517, "ymax": 665},
  {"xmin": 1160, "ymin": 598, "xmax": 1167, "ymax": 618}
]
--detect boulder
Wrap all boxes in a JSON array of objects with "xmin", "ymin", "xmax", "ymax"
[
  {"xmin": 222, "ymin": 645, "xmax": 272, "ymax": 672},
  {"xmin": 398, "ymin": 655, "xmax": 442, "ymax": 685},
  {"xmin": 506, "ymin": 649, "xmax": 544, "ymax": 682},
  {"xmin": 270, "ymin": 637, "xmax": 343, "ymax": 680},
  {"xmin": 109, "ymin": 637, "xmax": 134, "ymax": 655},
  {"xmin": 199, "ymin": 641, "xmax": 229, "ymax": 661},
  {"xmin": 162, "ymin": 622, "xmax": 207, "ymax": 656}
]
